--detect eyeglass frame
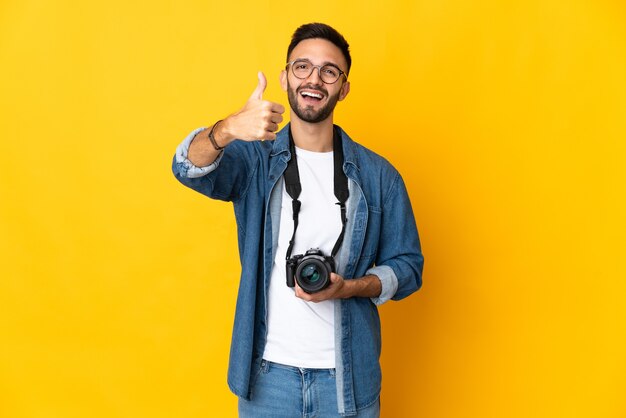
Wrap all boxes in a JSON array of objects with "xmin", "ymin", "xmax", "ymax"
[{"xmin": 286, "ymin": 59, "xmax": 348, "ymax": 84}]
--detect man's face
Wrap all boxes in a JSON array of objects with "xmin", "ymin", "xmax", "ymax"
[{"xmin": 280, "ymin": 38, "xmax": 350, "ymax": 124}]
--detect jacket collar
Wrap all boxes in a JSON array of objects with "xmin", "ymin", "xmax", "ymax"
[{"xmin": 271, "ymin": 123, "xmax": 360, "ymax": 172}]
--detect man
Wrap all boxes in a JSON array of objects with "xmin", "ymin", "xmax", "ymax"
[{"xmin": 172, "ymin": 23, "xmax": 423, "ymax": 417}]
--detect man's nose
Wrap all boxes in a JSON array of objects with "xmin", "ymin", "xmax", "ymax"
[{"xmin": 305, "ymin": 66, "xmax": 323, "ymax": 85}]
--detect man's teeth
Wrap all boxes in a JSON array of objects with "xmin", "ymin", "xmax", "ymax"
[{"xmin": 301, "ymin": 91, "xmax": 323, "ymax": 99}]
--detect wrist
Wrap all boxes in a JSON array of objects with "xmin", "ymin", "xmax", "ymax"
[
  {"xmin": 339, "ymin": 278, "xmax": 355, "ymax": 299},
  {"xmin": 215, "ymin": 117, "xmax": 235, "ymax": 145}
]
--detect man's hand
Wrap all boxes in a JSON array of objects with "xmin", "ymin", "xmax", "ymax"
[
  {"xmin": 294, "ymin": 273, "xmax": 382, "ymax": 303},
  {"xmin": 295, "ymin": 273, "xmax": 346, "ymax": 303},
  {"xmin": 188, "ymin": 72, "xmax": 286, "ymax": 167},
  {"xmin": 219, "ymin": 71, "xmax": 286, "ymax": 143}
]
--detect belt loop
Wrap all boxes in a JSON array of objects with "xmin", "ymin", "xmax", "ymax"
[{"xmin": 260, "ymin": 360, "xmax": 269, "ymax": 373}]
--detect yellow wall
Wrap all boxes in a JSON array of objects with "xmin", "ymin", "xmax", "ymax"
[{"xmin": 1, "ymin": 0, "xmax": 625, "ymax": 417}]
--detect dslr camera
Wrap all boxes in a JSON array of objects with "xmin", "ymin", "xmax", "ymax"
[{"xmin": 286, "ymin": 248, "xmax": 336, "ymax": 294}]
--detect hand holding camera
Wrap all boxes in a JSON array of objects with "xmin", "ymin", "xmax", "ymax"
[{"xmin": 294, "ymin": 272, "xmax": 346, "ymax": 303}]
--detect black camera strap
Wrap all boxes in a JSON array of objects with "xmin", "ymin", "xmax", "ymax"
[{"xmin": 284, "ymin": 125, "xmax": 349, "ymax": 261}]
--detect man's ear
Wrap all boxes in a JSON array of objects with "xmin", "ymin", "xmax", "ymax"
[
  {"xmin": 338, "ymin": 80, "xmax": 350, "ymax": 101},
  {"xmin": 280, "ymin": 70, "xmax": 288, "ymax": 91}
]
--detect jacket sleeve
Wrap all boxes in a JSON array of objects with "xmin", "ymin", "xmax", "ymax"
[
  {"xmin": 172, "ymin": 127, "xmax": 259, "ymax": 202},
  {"xmin": 368, "ymin": 171, "xmax": 424, "ymax": 304}
]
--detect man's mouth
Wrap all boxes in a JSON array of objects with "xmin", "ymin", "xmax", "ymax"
[{"xmin": 299, "ymin": 90, "xmax": 325, "ymax": 103}]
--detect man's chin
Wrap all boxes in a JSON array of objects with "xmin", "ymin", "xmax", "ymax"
[
  {"xmin": 287, "ymin": 91, "xmax": 336, "ymax": 123},
  {"xmin": 290, "ymin": 105, "xmax": 322, "ymax": 123},
  {"xmin": 298, "ymin": 111, "xmax": 331, "ymax": 124}
]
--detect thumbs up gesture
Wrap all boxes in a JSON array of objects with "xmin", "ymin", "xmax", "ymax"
[{"xmin": 223, "ymin": 72, "xmax": 286, "ymax": 141}]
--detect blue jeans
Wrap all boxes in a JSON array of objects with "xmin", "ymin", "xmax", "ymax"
[{"xmin": 238, "ymin": 360, "xmax": 380, "ymax": 418}]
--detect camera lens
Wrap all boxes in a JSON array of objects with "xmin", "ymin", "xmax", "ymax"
[
  {"xmin": 301, "ymin": 264, "xmax": 321, "ymax": 283},
  {"xmin": 296, "ymin": 258, "xmax": 330, "ymax": 293}
]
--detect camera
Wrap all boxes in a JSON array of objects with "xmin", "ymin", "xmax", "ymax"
[{"xmin": 286, "ymin": 248, "xmax": 336, "ymax": 294}]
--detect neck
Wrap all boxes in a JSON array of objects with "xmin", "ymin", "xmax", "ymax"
[{"xmin": 289, "ymin": 114, "xmax": 334, "ymax": 152}]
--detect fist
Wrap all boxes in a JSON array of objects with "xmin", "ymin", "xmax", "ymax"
[{"xmin": 227, "ymin": 72, "xmax": 286, "ymax": 141}]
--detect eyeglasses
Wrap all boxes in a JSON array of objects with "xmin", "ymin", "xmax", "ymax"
[{"xmin": 286, "ymin": 59, "xmax": 347, "ymax": 84}]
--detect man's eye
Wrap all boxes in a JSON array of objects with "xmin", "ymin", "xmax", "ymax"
[
  {"xmin": 296, "ymin": 63, "xmax": 309, "ymax": 70},
  {"xmin": 323, "ymin": 67, "xmax": 338, "ymax": 76}
]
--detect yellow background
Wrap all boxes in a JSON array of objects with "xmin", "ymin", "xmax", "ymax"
[{"xmin": 1, "ymin": 0, "xmax": 625, "ymax": 417}]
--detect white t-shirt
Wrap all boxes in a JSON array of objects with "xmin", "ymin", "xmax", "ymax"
[{"xmin": 262, "ymin": 146, "xmax": 342, "ymax": 368}]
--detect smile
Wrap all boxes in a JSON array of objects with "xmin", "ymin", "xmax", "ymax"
[{"xmin": 300, "ymin": 90, "xmax": 324, "ymax": 101}]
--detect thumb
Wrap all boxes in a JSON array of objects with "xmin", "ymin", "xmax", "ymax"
[
  {"xmin": 249, "ymin": 71, "xmax": 266, "ymax": 101},
  {"xmin": 330, "ymin": 273, "xmax": 342, "ymax": 282}
]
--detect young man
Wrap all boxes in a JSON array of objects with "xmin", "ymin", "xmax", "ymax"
[{"xmin": 172, "ymin": 23, "xmax": 424, "ymax": 417}]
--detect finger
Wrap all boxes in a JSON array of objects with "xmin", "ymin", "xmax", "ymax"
[
  {"xmin": 294, "ymin": 283, "xmax": 311, "ymax": 300},
  {"xmin": 259, "ymin": 131, "xmax": 277, "ymax": 141},
  {"xmin": 270, "ymin": 113, "xmax": 284, "ymax": 124},
  {"xmin": 265, "ymin": 122, "xmax": 279, "ymax": 132},
  {"xmin": 270, "ymin": 102, "xmax": 285, "ymax": 114},
  {"xmin": 249, "ymin": 71, "xmax": 267, "ymax": 101}
]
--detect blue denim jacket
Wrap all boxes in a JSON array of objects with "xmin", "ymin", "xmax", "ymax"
[{"xmin": 172, "ymin": 123, "xmax": 423, "ymax": 416}]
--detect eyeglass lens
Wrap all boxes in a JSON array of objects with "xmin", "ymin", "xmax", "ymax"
[{"xmin": 291, "ymin": 60, "xmax": 342, "ymax": 83}]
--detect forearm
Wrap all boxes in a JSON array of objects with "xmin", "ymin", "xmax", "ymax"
[
  {"xmin": 341, "ymin": 274, "xmax": 382, "ymax": 299},
  {"xmin": 188, "ymin": 119, "xmax": 236, "ymax": 167}
]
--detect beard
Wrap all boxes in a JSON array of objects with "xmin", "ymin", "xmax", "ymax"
[{"xmin": 287, "ymin": 78, "xmax": 341, "ymax": 124}]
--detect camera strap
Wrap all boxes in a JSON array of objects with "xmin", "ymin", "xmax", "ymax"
[{"xmin": 284, "ymin": 125, "xmax": 349, "ymax": 261}]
